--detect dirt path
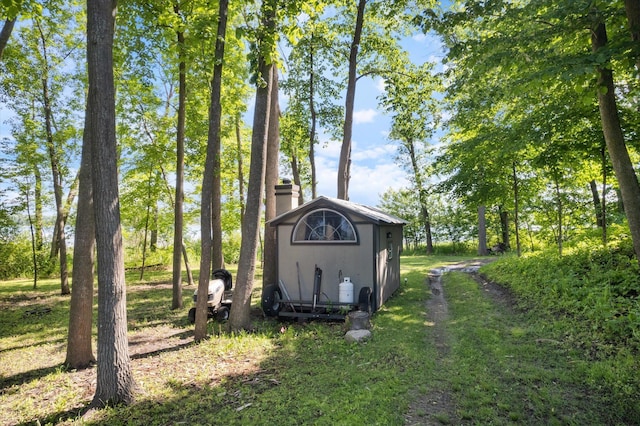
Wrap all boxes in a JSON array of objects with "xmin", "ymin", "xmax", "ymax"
[{"xmin": 405, "ymin": 259, "xmax": 498, "ymax": 425}]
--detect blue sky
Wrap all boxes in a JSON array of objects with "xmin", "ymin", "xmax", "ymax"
[
  {"xmin": 312, "ymin": 31, "xmax": 445, "ymax": 207},
  {"xmin": 0, "ymin": 29, "xmax": 446, "ymax": 211}
]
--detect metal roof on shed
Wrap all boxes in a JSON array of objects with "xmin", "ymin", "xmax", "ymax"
[{"xmin": 269, "ymin": 195, "xmax": 407, "ymax": 226}]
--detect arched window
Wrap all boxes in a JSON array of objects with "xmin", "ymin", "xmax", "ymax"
[{"xmin": 292, "ymin": 209, "xmax": 357, "ymax": 243}]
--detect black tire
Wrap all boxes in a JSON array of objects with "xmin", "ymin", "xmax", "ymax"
[
  {"xmin": 212, "ymin": 268, "xmax": 233, "ymax": 291},
  {"xmin": 188, "ymin": 307, "xmax": 196, "ymax": 324},
  {"xmin": 216, "ymin": 306, "xmax": 230, "ymax": 322},
  {"xmin": 262, "ymin": 284, "xmax": 282, "ymax": 317},
  {"xmin": 358, "ymin": 287, "xmax": 372, "ymax": 315}
]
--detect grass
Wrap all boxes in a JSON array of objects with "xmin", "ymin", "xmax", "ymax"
[
  {"xmin": 1, "ymin": 253, "xmax": 639, "ymax": 425},
  {"xmin": 432, "ymin": 272, "xmax": 630, "ymax": 424}
]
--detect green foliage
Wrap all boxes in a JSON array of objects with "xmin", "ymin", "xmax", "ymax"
[{"xmin": 481, "ymin": 229, "xmax": 640, "ymax": 355}]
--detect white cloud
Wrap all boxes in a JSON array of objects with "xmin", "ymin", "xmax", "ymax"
[
  {"xmin": 353, "ymin": 108, "xmax": 377, "ymax": 124},
  {"xmin": 412, "ymin": 33, "xmax": 427, "ymax": 42},
  {"xmin": 375, "ymin": 78, "xmax": 386, "ymax": 93},
  {"xmin": 352, "ymin": 142, "xmax": 396, "ymax": 162},
  {"xmin": 313, "ymin": 139, "xmax": 405, "ymax": 207}
]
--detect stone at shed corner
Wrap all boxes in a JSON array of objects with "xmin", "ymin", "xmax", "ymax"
[{"xmin": 345, "ymin": 329, "xmax": 372, "ymax": 343}]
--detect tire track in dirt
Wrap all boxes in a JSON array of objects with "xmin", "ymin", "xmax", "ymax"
[
  {"xmin": 405, "ymin": 268, "xmax": 456, "ymax": 425},
  {"xmin": 405, "ymin": 260, "xmax": 496, "ymax": 425}
]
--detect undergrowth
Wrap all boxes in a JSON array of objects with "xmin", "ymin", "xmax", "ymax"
[{"xmin": 480, "ymin": 235, "xmax": 640, "ymax": 416}]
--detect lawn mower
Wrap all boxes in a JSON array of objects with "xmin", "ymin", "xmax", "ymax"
[{"xmin": 188, "ymin": 268, "xmax": 233, "ymax": 323}]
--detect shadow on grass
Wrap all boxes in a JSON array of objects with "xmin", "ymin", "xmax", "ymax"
[{"xmin": 0, "ymin": 364, "xmax": 67, "ymax": 392}]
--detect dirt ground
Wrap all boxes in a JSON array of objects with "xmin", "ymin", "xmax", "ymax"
[{"xmin": 404, "ymin": 259, "xmax": 510, "ymax": 425}]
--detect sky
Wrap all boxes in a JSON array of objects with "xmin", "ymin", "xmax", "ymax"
[
  {"xmin": 0, "ymin": 27, "xmax": 446, "ymax": 212},
  {"xmin": 310, "ymin": 31, "xmax": 446, "ymax": 207}
]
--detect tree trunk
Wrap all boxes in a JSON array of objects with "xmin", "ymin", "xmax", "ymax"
[
  {"xmin": 229, "ymin": 0, "xmax": 276, "ymax": 332},
  {"xmin": 87, "ymin": 0, "xmax": 136, "ymax": 407},
  {"xmin": 150, "ymin": 202, "xmax": 158, "ymax": 252},
  {"xmin": 0, "ymin": 18, "xmax": 15, "ymax": 60},
  {"xmin": 406, "ymin": 138, "xmax": 433, "ymax": 254},
  {"xmin": 51, "ymin": 172, "xmax": 80, "ymax": 258},
  {"xmin": 210, "ymin": 0, "xmax": 229, "ymax": 274},
  {"xmin": 230, "ymin": 66, "xmax": 271, "ymax": 332},
  {"xmin": 337, "ymin": 0, "xmax": 366, "ymax": 200},
  {"xmin": 589, "ymin": 179, "xmax": 604, "ymax": 228},
  {"xmin": 34, "ymin": 165, "xmax": 43, "ymax": 250},
  {"xmin": 38, "ymin": 30, "xmax": 69, "ymax": 294},
  {"xmin": 477, "ymin": 205, "xmax": 488, "ymax": 255},
  {"xmin": 236, "ymin": 115, "xmax": 246, "ymax": 223},
  {"xmin": 25, "ymin": 186, "xmax": 38, "ymax": 289},
  {"xmin": 592, "ymin": 22, "xmax": 640, "ymax": 266},
  {"xmin": 625, "ymin": 0, "xmax": 640, "ymax": 72},
  {"xmin": 172, "ymin": 5, "xmax": 186, "ymax": 309},
  {"xmin": 263, "ymin": 70, "xmax": 280, "ymax": 290},
  {"xmin": 512, "ymin": 162, "xmax": 521, "ymax": 257},
  {"xmin": 499, "ymin": 206, "xmax": 510, "ymax": 248},
  {"xmin": 309, "ymin": 37, "xmax": 318, "ymax": 199},
  {"xmin": 290, "ymin": 154, "xmax": 305, "ymax": 205},
  {"xmin": 195, "ymin": 0, "xmax": 229, "ymax": 341},
  {"xmin": 65, "ymin": 111, "xmax": 96, "ymax": 370},
  {"xmin": 554, "ymin": 175, "xmax": 563, "ymax": 256}
]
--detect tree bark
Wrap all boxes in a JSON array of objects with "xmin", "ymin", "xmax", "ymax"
[
  {"xmin": 290, "ymin": 154, "xmax": 304, "ymax": 205},
  {"xmin": 589, "ymin": 179, "xmax": 604, "ymax": 228},
  {"xmin": 65, "ymin": 110, "xmax": 96, "ymax": 370},
  {"xmin": 477, "ymin": 205, "xmax": 488, "ymax": 255},
  {"xmin": 499, "ymin": 206, "xmax": 509, "ymax": 248},
  {"xmin": 210, "ymin": 0, "xmax": 229, "ymax": 273},
  {"xmin": 229, "ymin": 0, "xmax": 276, "ymax": 332},
  {"xmin": 309, "ymin": 36, "xmax": 318, "ymax": 199},
  {"xmin": 51, "ymin": 172, "xmax": 79, "ymax": 258},
  {"xmin": 263, "ymin": 69, "xmax": 280, "ymax": 290},
  {"xmin": 172, "ymin": 4, "xmax": 186, "ymax": 310},
  {"xmin": 34, "ymin": 165, "xmax": 43, "ymax": 250},
  {"xmin": 0, "ymin": 18, "xmax": 15, "ymax": 60},
  {"xmin": 512, "ymin": 162, "xmax": 521, "ymax": 256},
  {"xmin": 337, "ymin": 0, "xmax": 366, "ymax": 200},
  {"xmin": 235, "ymin": 115, "xmax": 246, "ymax": 223},
  {"xmin": 195, "ymin": 0, "xmax": 229, "ymax": 341},
  {"xmin": 625, "ymin": 0, "xmax": 640, "ymax": 72},
  {"xmin": 592, "ymin": 22, "xmax": 640, "ymax": 266},
  {"xmin": 554, "ymin": 175, "xmax": 563, "ymax": 256},
  {"xmin": 87, "ymin": 0, "xmax": 136, "ymax": 406}
]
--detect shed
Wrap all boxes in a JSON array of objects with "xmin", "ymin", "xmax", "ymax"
[{"xmin": 261, "ymin": 181, "xmax": 406, "ymax": 320}]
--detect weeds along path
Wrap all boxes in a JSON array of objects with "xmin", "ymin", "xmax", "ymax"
[{"xmin": 407, "ymin": 259, "xmax": 633, "ymax": 425}]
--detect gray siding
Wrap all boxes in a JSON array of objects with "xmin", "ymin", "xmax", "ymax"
[{"xmin": 276, "ymin": 222, "xmax": 375, "ymax": 305}]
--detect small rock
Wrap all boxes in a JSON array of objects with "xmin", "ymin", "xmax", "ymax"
[{"xmin": 345, "ymin": 329, "xmax": 372, "ymax": 343}]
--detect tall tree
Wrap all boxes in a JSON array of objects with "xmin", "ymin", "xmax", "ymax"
[
  {"xmin": 592, "ymin": 17, "xmax": 640, "ymax": 266},
  {"xmin": 87, "ymin": 0, "xmax": 136, "ymax": 406},
  {"xmin": 171, "ymin": 2, "xmax": 187, "ymax": 310},
  {"xmin": 337, "ymin": 0, "xmax": 366, "ymax": 200},
  {"xmin": 380, "ymin": 62, "xmax": 439, "ymax": 254},
  {"xmin": 262, "ymin": 67, "xmax": 280, "ymax": 292},
  {"xmin": 209, "ymin": 0, "xmax": 229, "ymax": 274},
  {"xmin": 65, "ymin": 109, "xmax": 96, "ymax": 370},
  {"xmin": 35, "ymin": 16, "xmax": 70, "ymax": 294},
  {"xmin": 195, "ymin": 0, "xmax": 229, "ymax": 341},
  {"xmin": 228, "ymin": 0, "xmax": 277, "ymax": 332}
]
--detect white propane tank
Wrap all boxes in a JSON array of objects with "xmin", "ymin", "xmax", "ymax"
[{"xmin": 339, "ymin": 277, "xmax": 354, "ymax": 304}]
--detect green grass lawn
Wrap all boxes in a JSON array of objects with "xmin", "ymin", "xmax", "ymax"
[{"xmin": 1, "ymin": 254, "xmax": 638, "ymax": 425}]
